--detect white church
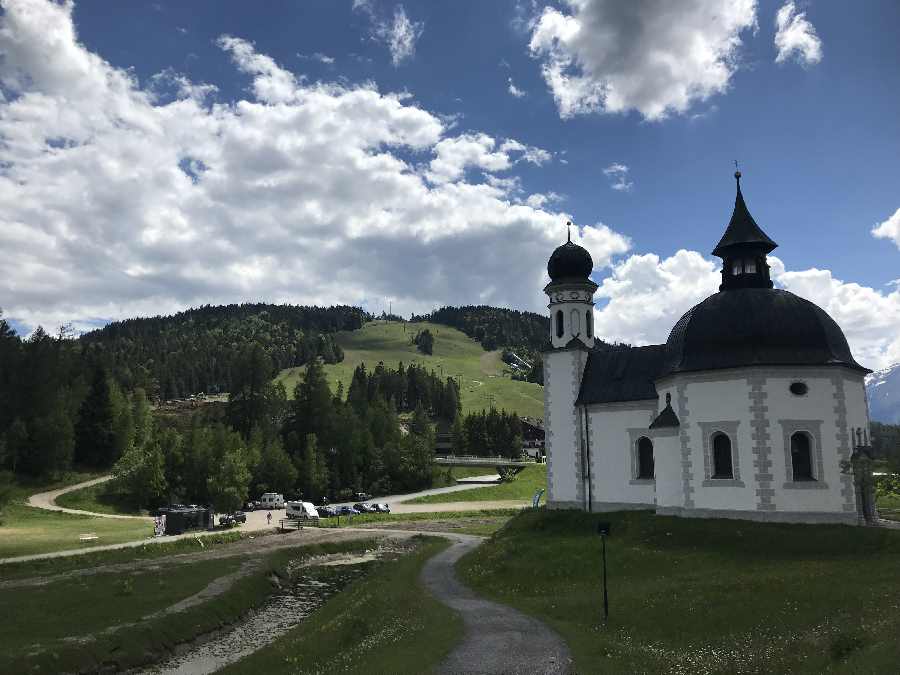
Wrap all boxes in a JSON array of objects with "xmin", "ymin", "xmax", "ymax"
[{"xmin": 542, "ymin": 172, "xmax": 877, "ymax": 525}]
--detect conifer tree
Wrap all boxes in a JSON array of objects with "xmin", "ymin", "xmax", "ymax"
[{"xmin": 75, "ymin": 367, "xmax": 118, "ymax": 467}]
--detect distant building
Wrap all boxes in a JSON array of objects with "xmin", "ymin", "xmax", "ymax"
[
  {"xmin": 542, "ymin": 173, "xmax": 877, "ymax": 524},
  {"xmin": 520, "ymin": 417, "xmax": 545, "ymax": 460}
]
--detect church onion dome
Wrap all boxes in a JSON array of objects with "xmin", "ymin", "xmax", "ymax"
[
  {"xmin": 661, "ymin": 288, "xmax": 870, "ymax": 377},
  {"xmin": 547, "ymin": 225, "xmax": 593, "ymax": 282}
]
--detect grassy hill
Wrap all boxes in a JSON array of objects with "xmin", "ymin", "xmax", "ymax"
[{"xmin": 276, "ymin": 320, "xmax": 544, "ymax": 419}]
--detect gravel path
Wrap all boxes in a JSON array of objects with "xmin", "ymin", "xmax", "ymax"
[{"xmin": 420, "ymin": 534, "xmax": 571, "ymax": 675}]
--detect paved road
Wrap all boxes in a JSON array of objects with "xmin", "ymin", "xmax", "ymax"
[{"xmin": 420, "ymin": 534, "xmax": 571, "ymax": 674}]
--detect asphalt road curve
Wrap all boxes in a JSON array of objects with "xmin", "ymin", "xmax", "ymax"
[{"xmin": 420, "ymin": 534, "xmax": 571, "ymax": 675}]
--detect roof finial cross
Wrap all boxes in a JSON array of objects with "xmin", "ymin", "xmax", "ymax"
[
  {"xmin": 734, "ymin": 160, "xmax": 741, "ymax": 185},
  {"xmin": 567, "ymin": 220, "xmax": 572, "ymax": 243}
]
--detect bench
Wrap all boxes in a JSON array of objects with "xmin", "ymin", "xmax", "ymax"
[{"xmin": 79, "ymin": 533, "xmax": 99, "ymax": 542}]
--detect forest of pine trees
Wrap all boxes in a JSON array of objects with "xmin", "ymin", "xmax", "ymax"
[{"xmin": 79, "ymin": 303, "xmax": 364, "ymax": 399}]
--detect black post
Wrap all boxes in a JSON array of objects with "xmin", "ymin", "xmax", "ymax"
[
  {"xmin": 597, "ymin": 521, "xmax": 610, "ymax": 623},
  {"xmin": 601, "ymin": 534, "xmax": 609, "ymax": 623}
]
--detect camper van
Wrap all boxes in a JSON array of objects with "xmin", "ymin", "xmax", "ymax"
[
  {"xmin": 259, "ymin": 493, "xmax": 284, "ymax": 509},
  {"xmin": 286, "ymin": 501, "xmax": 320, "ymax": 521}
]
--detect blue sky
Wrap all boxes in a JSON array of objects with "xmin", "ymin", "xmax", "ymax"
[{"xmin": 1, "ymin": 0, "xmax": 899, "ymax": 367}]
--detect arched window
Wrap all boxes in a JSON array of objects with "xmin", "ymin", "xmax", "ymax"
[
  {"xmin": 555, "ymin": 310, "xmax": 564, "ymax": 338},
  {"xmin": 585, "ymin": 310, "xmax": 592, "ymax": 338},
  {"xmin": 791, "ymin": 432, "xmax": 814, "ymax": 481},
  {"xmin": 744, "ymin": 258, "xmax": 757, "ymax": 274},
  {"xmin": 712, "ymin": 433, "xmax": 733, "ymax": 479},
  {"xmin": 637, "ymin": 437, "xmax": 654, "ymax": 479},
  {"xmin": 731, "ymin": 260, "xmax": 742, "ymax": 276},
  {"xmin": 570, "ymin": 309, "xmax": 580, "ymax": 335}
]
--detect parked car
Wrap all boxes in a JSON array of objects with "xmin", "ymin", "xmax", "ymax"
[
  {"xmin": 232, "ymin": 511, "xmax": 247, "ymax": 524},
  {"xmin": 316, "ymin": 505, "xmax": 337, "ymax": 518},
  {"xmin": 338, "ymin": 505, "xmax": 360, "ymax": 516},
  {"xmin": 354, "ymin": 492, "xmax": 373, "ymax": 502},
  {"xmin": 353, "ymin": 502, "xmax": 375, "ymax": 513},
  {"xmin": 244, "ymin": 500, "xmax": 259, "ymax": 511},
  {"xmin": 286, "ymin": 501, "xmax": 320, "ymax": 521},
  {"xmin": 374, "ymin": 503, "xmax": 391, "ymax": 513},
  {"xmin": 219, "ymin": 514, "xmax": 235, "ymax": 527}
]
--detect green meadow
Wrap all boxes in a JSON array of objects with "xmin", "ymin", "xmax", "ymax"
[{"xmin": 276, "ymin": 320, "xmax": 544, "ymax": 419}]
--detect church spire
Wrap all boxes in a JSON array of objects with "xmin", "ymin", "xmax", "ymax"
[{"xmin": 712, "ymin": 171, "xmax": 777, "ymax": 291}]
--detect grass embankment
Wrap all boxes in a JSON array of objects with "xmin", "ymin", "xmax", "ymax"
[
  {"xmin": 877, "ymin": 492, "xmax": 900, "ymax": 521},
  {"xmin": 0, "ymin": 530, "xmax": 245, "ymax": 580},
  {"xmin": 317, "ymin": 507, "xmax": 521, "ymax": 530},
  {"xmin": 223, "ymin": 536, "xmax": 463, "ymax": 675},
  {"xmin": 54, "ymin": 479, "xmax": 146, "ymax": 516},
  {"xmin": 276, "ymin": 320, "xmax": 544, "ymax": 418},
  {"xmin": 431, "ymin": 465, "xmax": 501, "ymax": 488},
  {"xmin": 0, "ymin": 476, "xmax": 152, "ymax": 559},
  {"xmin": 408, "ymin": 464, "xmax": 546, "ymax": 504},
  {"xmin": 459, "ymin": 510, "xmax": 900, "ymax": 673},
  {"xmin": 5, "ymin": 538, "xmax": 379, "ymax": 674}
]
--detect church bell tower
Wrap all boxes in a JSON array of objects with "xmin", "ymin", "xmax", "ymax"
[{"xmin": 544, "ymin": 223, "xmax": 598, "ymax": 349}]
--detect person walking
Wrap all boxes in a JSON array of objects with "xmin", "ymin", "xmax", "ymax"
[{"xmin": 267, "ymin": 511, "xmax": 272, "ymax": 526}]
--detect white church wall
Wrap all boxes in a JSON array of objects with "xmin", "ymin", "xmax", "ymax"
[
  {"xmin": 544, "ymin": 347, "xmax": 588, "ymax": 508},
  {"xmin": 649, "ymin": 430, "xmax": 681, "ymax": 509},
  {"xmin": 586, "ymin": 402, "xmax": 657, "ymax": 508},
  {"xmin": 680, "ymin": 375, "xmax": 757, "ymax": 512}
]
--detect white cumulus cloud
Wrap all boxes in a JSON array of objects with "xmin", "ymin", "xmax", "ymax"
[
  {"xmin": 872, "ymin": 207, "xmax": 900, "ymax": 250},
  {"xmin": 0, "ymin": 0, "xmax": 627, "ymax": 334},
  {"xmin": 527, "ymin": 0, "xmax": 758, "ymax": 120},
  {"xmin": 774, "ymin": 1, "xmax": 823, "ymax": 66},
  {"xmin": 603, "ymin": 163, "xmax": 633, "ymax": 192}
]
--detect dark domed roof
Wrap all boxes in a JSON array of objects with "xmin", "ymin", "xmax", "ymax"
[
  {"xmin": 661, "ymin": 288, "xmax": 869, "ymax": 376},
  {"xmin": 547, "ymin": 240, "xmax": 593, "ymax": 281}
]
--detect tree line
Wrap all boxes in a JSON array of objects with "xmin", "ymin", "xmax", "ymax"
[
  {"xmin": 449, "ymin": 408, "xmax": 524, "ymax": 460},
  {"xmin": 115, "ymin": 348, "xmax": 442, "ymax": 512},
  {"xmin": 79, "ymin": 303, "xmax": 365, "ymax": 399}
]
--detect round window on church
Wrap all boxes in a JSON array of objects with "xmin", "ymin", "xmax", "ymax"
[{"xmin": 789, "ymin": 382, "xmax": 808, "ymax": 396}]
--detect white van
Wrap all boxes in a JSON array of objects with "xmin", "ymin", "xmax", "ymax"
[
  {"xmin": 259, "ymin": 493, "xmax": 284, "ymax": 509},
  {"xmin": 286, "ymin": 501, "xmax": 320, "ymax": 521}
]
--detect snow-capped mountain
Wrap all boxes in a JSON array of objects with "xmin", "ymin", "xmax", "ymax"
[{"xmin": 866, "ymin": 363, "xmax": 900, "ymax": 424}]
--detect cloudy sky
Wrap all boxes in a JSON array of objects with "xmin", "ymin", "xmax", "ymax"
[{"xmin": 1, "ymin": 0, "xmax": 898, "ymax": 369}]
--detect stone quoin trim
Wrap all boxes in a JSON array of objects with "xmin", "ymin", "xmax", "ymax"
[
  {"xmin": 571, "ymin": 350, "xmax": 585, "ymax": 507},
  {"xmin": 697, "ymin": 420, "xmax": 745, "ymax": 487},
  {"xmin": 675, "ymin": 382, "xmax": 695, "ymax": 509},
  {"xmin": 543, "ymin": 353, "xmax": 554, "ymax": 503},
  {"xmin": 747, "ymin": 373, "xmax": 775, "ymax": 511},
  {"xmin": 778, "ymin": 419, "xmax": 827, "ymax": 488},
  {"xmin": 830, "ymin": 374, "xmax": 857, "ymax": 513}
]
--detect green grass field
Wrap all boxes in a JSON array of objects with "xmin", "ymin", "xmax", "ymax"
[
  {"xmin": 3, "ymin": 557, "xmax": 244, "ymax": 660},
  {"xmin": 276, "ymin": 320, "xmax": 544, "ymax": 418},
  {"xmin": 407, "ymin": 464, "xmax": 547, "ymax": 504},
  {"xmin": 223, "ymin": 536, "xmax": 462, "ymax": 675},
  {"xmin": 0, "ymin": 477, "xmax": 153, "ymax": 559},
  {"xmin": 459, "ymin": 509, "xmax": 900, "ymax": 673},
  {"xmin": 55, "ymin": 480, "xmax": 147, "ymax": 516},
  {"xmin": 5, "ymin": 538, "xmax": 379, "ymax": 673}
]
